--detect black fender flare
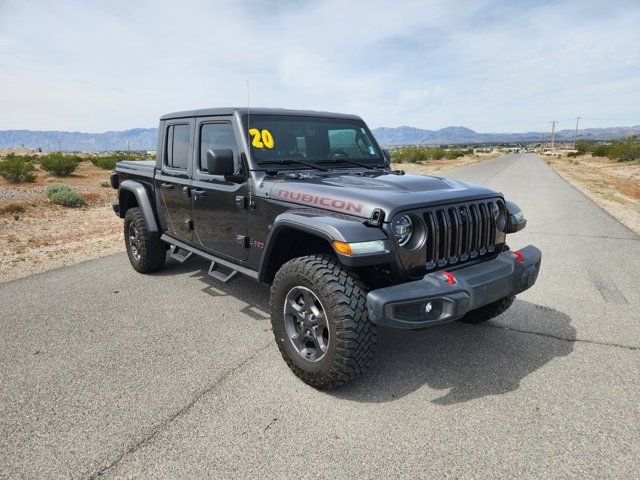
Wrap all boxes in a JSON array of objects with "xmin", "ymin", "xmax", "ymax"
[
  {"xmin": 258, "ymin": 209, "xmax": 392, "ymax": 281},
  {"xmin": 119, "ymin": 180, "xmax": 158, "ymax": 232}
]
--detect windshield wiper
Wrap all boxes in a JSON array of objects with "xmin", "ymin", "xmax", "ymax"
[
  {"xmin": 263, "ymin": 159, "xmax": 329, "ymax": 171},
  {"xmin": 319, "ymin": 159, "xmax": 384, "ymax": 170}
]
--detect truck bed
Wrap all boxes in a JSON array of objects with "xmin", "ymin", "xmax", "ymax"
[{"xmin": 115, "ymin": 160, "xmax": 155, "ymax": 179}]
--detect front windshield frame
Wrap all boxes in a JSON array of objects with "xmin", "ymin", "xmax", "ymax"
[{"xmin": 241, "ymin": 114, "xmax": 385, "ymax": 168}]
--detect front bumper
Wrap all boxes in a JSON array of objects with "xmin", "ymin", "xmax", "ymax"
[{"xmin": 367, "ymin": 245, "xmax": 541, "ymax": 329}]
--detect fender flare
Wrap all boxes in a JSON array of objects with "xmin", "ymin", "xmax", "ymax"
[
  {"xmin": 119, "ymin": 180, "xmax": 158, "ymax": 232},
  {"xmin": 258, "ymin": 209, "xmax": 391, "ymax": 281}
]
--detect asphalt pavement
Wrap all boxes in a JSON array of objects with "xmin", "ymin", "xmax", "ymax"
[{"xmin": 1, "ymin": 153, "xmax": 638, "ymax": 478}]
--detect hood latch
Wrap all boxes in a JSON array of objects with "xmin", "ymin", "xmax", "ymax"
[{"xmin": 364, "ymin": 208, "xmax": 385, "ymax": 228}]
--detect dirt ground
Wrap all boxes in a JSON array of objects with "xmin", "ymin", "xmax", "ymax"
[
  {"xmin": 544, "ymin": 153, "xmax": 640, "ymax": 236},
  {"xmin": 0, "ymin": 161, "xmax": 122, "ymax": 283},
  {"xmin": 0, "ymin": 152, "xmax": 502, "ymax": 284},
  {"xmin": 391, "ymin": 151, "xmax": 501, "ymax": 175}
]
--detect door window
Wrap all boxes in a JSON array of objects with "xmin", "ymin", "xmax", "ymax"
[
  {"xmin": 165, "ymin": 124, "xmax": 190, "ymax": 170},
  {"xmin": 199, "ymin": 123, "xmax": 239, "ymax": 172}
]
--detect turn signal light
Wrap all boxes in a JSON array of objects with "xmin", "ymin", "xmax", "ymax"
[
  {"xmin": 513, "ymin": 250, "xmax": 524, "ymax": 262},
  {"xmin": 332, "ymin": 241, "xmax": 353, "ymax": 255},
  {"xmin": 332, "ymin": 240, "xmax": 387, "ymax": 256}
]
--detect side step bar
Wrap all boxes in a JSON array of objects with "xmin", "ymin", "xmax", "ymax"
[
  {"xmin": 161, "ymin": 234, "xmax": 259, "ymax": 282},
  {"xmin": 208, "ymin": 262, "xmax": 238, "ymax": 283},
  {"xmin": 169, "ymin": 245, "xmax": 193, "ymax": 263}
]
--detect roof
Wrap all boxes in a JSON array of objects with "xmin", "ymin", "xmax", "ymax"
[{"xmin": 160, "ymin": 107, "xmax": 363, "ymax": 121}]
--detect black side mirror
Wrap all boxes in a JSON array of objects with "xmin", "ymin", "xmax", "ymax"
[
  {"xmin": 382, "ymin": 149, "xmax": 391, "ymax": 164},
  {"xmin": 206, "ymin": 149, "xmax": 235, "ymax": 176}
]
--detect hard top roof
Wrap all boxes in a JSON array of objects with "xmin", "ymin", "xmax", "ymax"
[{"xmin": 160, "ymin": 107, "xmax": 363, "ymax": 121}]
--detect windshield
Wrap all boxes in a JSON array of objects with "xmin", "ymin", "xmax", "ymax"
[{"xmin": 242, "ymin": 115, "xmax": 384, "ymax": 166}]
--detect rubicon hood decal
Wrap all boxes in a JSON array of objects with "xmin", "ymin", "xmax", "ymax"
[{"xmin": 276, "ymin": 188, "xmax": 364, "ymax": 214}]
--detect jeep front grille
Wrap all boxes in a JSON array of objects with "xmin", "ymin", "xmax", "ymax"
[{"xmin": 423, "ymin": 199, "xmax": 502, "ymax": 270}]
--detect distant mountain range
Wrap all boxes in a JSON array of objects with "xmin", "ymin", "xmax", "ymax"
[
  {"xmin": 0, "ymin": 124, "xmax": 638, "ymax": 151},
  {"xmin": 0, "ymin": 128, "xmax": 157, "ymax": 152},
  {"xmin": 371, "ymin": 125, "xmax": 640, "ymax": 146}
]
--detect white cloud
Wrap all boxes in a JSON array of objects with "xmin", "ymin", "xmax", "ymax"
[{"xmin": 0, "ymin": 0, "xmax": 638, "ymax": 132}]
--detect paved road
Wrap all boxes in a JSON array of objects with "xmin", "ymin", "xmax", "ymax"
[{"xmin": 1, "ymin": 154, "xmax": 638, "ymax": 479}]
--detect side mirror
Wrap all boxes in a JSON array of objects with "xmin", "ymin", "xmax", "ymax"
[
  {"xmin": 206, "ymin": 149, "xmax": 235, "ymax": 176},
  {"xmin": 382, "ymin": 149, "xmax": 391, "ymax": 164}
]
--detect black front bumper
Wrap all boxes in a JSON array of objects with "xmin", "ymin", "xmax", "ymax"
[{"xmin": 367, "ymin": 245, "xmax": 541, "ymax": 329}]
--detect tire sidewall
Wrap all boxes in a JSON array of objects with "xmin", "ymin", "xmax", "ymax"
[
  {"xmin": 124, "ymin": 210, "xmax": 143, "ymax": 270},
  {"xmin": 271, "ymin": 269, "xmax": 338, "ymax": 374}
]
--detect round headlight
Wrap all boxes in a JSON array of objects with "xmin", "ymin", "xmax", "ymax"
[
  {"xmin": 494, "ymin": 201, "xmax": 507, "ymax": 231},
  {"xmin": 392, "ymin": 215, "xmax": 413, "ymax": 246}
]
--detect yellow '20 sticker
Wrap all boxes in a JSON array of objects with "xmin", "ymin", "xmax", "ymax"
[{"xmin": 249, "ymin": 128, "xmax": 275, "ymax": 149}]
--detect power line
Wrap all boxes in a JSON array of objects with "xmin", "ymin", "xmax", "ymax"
[{"xmin": 549, "ymin": 121, "xmax": 557, "ymax": 151}]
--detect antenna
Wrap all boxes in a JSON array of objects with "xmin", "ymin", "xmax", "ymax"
[{"xmin": 246, "ymin": 79, "xmax": 250, "ymax": 136}]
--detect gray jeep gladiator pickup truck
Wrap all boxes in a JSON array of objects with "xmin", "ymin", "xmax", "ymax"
[{"xmin": 110, "ymin": 107, "xmax": 541, "ymax": 389}]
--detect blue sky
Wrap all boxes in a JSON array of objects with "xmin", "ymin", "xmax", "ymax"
[{"xmin": 0, "ymin": 0, "xmax": 638, "ymax": 132}]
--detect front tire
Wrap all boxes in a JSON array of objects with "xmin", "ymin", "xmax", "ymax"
[
  {"xmin": 270, "ymin": 255, "xmax": 377, "ymax": 390},
  {"xmin": 123, "ymin": 207, "xmax": 166, "ymax": 273}
]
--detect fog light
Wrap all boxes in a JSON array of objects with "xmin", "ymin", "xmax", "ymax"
[{"xmin": 425, "ymin": 302, "xmax": 433, "ymax": 313}]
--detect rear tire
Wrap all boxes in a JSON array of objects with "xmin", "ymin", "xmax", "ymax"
[
  {"xmin": 270, "ymin": 255, "xmax": 377, "ymax": 390},
  {"xmin": 124, "ymin": 207, "xmax": 166, "ymax": 273},
  {"xmin": 461, "ymin": 294, "xmax": 515, "ymax": 324}
]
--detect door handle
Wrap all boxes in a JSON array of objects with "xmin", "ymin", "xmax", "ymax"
[
  {"xmin": 191, "ymin": 189, "xmax": 207, "ymax": 200},
  {"xmin": 160, "ymin": 182, "xmax": 175, "ymax": 190}
]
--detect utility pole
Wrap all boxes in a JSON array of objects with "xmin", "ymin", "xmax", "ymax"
[
  {"xmin": 572, "ymin": 117, "xmax": 581, "ymax": 149},
  {"xmin": 127, "ymin": 140, "xmax": 130, "ymax": 153},
  {"xmin": 57, "ymin": 133, "xmax": 61, "ymax": 152},
  {"xmin": 549, "ymin": 121, "xmax": 557, "ymax": 151}
]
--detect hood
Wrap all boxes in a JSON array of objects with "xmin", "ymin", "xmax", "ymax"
[{"xmin": 263, "ymin": 170, "xmax": 500, "ymax": 220}]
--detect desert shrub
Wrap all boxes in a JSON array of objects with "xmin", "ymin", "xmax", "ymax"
[
  {"xmin": 39, "ymin": 153, "xmax": 80, "ymax": 176},
  {"xmin": 0, "ymin": 154, "xmax": 36, "ymax": 183},
  {"xmin": 99, "ymin": 180, "xmax": 110, "ymax": 188},
  {"xmin": 0, "ymin": 203, "xmax": 26, "ymax": 214},
  {"xmin": 391, "ymin": 146, "xmax": 467, "ymax": 163},
  {"xmin": 431, "ymin": 148, "xmax": 445, "ymax": 160},
  {"xmin": 444, "ymin": 149, "xmax": 464, "ymax": 160},
  {"xmin": 606, "ymin": 135, "xmax": 640, "ymax": 162},
  {"xmin": 567, "ymin": 151, "xmax": 580, "ymax": 157},
  {"xmin": 575, "ymin": 140, "xmax": 596, "ymax": 154},
  {"xmin": 91, "ymin": 151, "xmax": 150, "ymax": 170},
  {"xmin": 391, "ymin": 146, "xmax": 430, "ymax": 163},
  {"xmin": 45, "ymin": 184, "xmax": 86, "ymax": 208},
  {"xmin": 592, "ymin": 144, "xmax": 610, "ymax": 157}
]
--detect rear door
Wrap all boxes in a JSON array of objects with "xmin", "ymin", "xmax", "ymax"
[
  {"xmin": 156, "ymin": 119, "xmax": 195, "ymax": 244},
  {"xmin": 191, "ymin": 117, "xmax": 249, "ymax": 261}
]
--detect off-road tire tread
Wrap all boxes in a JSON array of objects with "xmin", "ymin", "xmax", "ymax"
[
  {"xmin": 461, "ymin": 294, "xmax": 515, "ymax": 324},
  {"xmin": 124, "ymin": 207, "xmax": 166, "ymax": 273},
  {"xmin": 270, "ymin": 255, "xmax": 377, "ymax": 390}
]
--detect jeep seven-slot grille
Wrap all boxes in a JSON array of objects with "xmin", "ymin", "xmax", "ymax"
[{"xmin": 423, "ymin": 200, "xmax": 500, "ymax": 269}]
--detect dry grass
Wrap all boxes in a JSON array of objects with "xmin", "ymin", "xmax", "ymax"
[
  {"xmin": 0, "ymin": 161, "xmax": 123, "ymax": 283},
  {"xmin": 545, "ymin": 153, "xmax": 640, "ymax": 236}
]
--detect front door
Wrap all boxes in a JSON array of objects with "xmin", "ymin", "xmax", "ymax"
[
  {"xmin": 156, "ymin": 120, "xmax": 195, "ymax": 243},
  {"xmin": 191, "ymin": 118, "xmax": 248, "ymax": 261}
]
